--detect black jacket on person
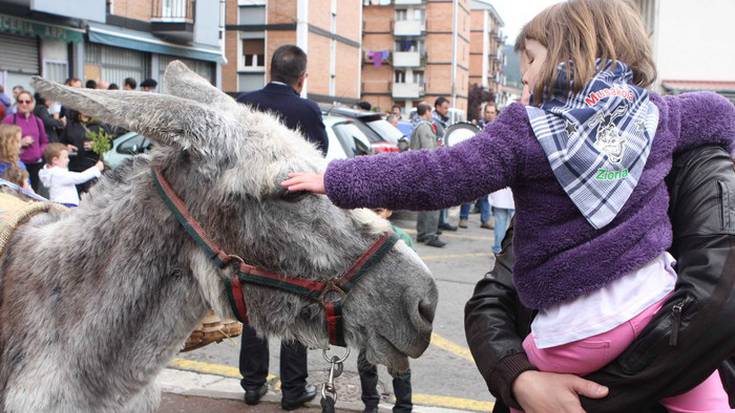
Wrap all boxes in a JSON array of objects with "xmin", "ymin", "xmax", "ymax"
[
  {"xmin": 34, "ymin": 105, "xmax": 64, "ymax": 142},
  {"xmin": 60, "ymin": 119, "xmax": 106, "ymax": 172},
  {"xmin": 465, "ymin": 145, "xmax": 735, "ymax": 412},
  {"xmin": 237, "ymin": 82, "xmax": 328, "ymax": 155}
]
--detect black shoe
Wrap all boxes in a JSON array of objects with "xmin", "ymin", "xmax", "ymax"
[
  {"xmin": 416, "ymin": 236, "xmax": 426, "ymax": 243},
  {"xmin": 425, "ymin": 237, "xmax": 446, "ymax": 248},
  {"xmin": 244, "ymin": 384, "xmax": 268, "ymax": 405},
  {"xmin": 438, "ymin": 223, "xmax": 458, "ymax": 231},
  {"xmin": 281, "ymin": 384, "xmax": 317, "ymax": 410},
  {"xmin": 364, "ymin": 407, "xmax": 379, "ymax": 413}
]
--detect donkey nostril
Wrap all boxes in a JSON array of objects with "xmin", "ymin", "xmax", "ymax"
[{"xmin": 418, "ymin": 300, "xmax": 435, "ymax": 324}]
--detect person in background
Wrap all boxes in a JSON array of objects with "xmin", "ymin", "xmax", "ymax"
[
  {"xmin": 432, "ymin": 96, "xmax": 458, "ymax": 232},
  {"xmin": 488, "ymin": 187, "xmax": 514, "ymax": 255},
  {"xmin": 357, "ymin": 210, "xmax": 413, "ymax": 413},
  {"xmin": 140, "ymin": 79, "xmax": 158, "ymax": 92},
  {"xmin": 60, "ymin": 78, "xmax": 82, "ymax": 121},
  {"xmin": 387, "ymin": 114, "xmax": 399, "ymax": 128},
  {"xmin": 460, "ymin": 102, "xmax": 498, "ymax": 229},
  {"xmin": 108, "ymin": 83, "xmax": 120, "ymax": 90},
  {"xmin": 38, "ymin": 143, "xmax": 103, "ymax": 207},
  {"xmin": 123, "ymin": 77, "xmax": 137, "ymax": 91},
  {"xmin": 356, "ymin": 100, "xmax": 372, "ymax": 111},
  {"xmin": 33, "ymin": 93, "xmax": 64, "ymax": 143},
  {"xmin": 85, "ymin": 79, "xmax": 97, "ymax": 89},
  {"xmin": 0, "ymin": 124, "xmax": 30, "ymax": 188},
  {"xmin": 411, "ymin": 102, "xmax": 446, "ymax": 248},
  {"xmin": 0, "ymin": 86, "xmax": 11, "ymax": 117},
  {"xmin": 60, "ymin": 111, "xmax": 106, "ymax": 195},
  {"xmin": 96, "ymin": 80, "xmax": 110, "ymax": 90},
  {"xmin": 391, "ymin": 104, "xmax": 402, "ymax": 119},
  {"xmin": 235, "ymin": 44, "xmax": 325, "ymax": 410},
  {"xmin": 478, "ymin": 101, "xmax": 498, "ymax": 129},
  {"xmin": 7, "ymin": 86, "xmax": 24, "ymax": 115},
  {"xmin": 2, "ymin": 90, "xmax": 47, "ymax": 192}
]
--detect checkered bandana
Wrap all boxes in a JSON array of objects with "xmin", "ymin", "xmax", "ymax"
[{"xmin": 525, "ymin": 60, "xmax": 660, "ymax": 229}]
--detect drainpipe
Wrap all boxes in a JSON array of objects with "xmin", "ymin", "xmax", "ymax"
[
  {"xmin": 297, "ymin": 0, "xmax": 309, "ymax": 97},
  {"xmin": 219, "ymin": 0, "xmax": 227, "ymax": 65},
  {"xmin": 450, "ymin": 0, "xmax": 458, "ymax": 111}
]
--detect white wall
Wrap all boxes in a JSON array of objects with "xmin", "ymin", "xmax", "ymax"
[{"xmin": 654, "ymin": 0, "xmax": 735, "ymax": 84}]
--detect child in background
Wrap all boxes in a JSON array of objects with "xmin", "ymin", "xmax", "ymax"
[
  {"xmin": 38, "ymin": 143, "xmax": 103, "ymax": 207},
  {"xmin": 0, "ymin": 124, "xmax": 30, "ymax": 188}
]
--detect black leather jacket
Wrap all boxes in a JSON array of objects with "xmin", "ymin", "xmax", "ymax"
[{"xmin": 465, "ymin": 146, "xmax": 735, "ymax": 412}]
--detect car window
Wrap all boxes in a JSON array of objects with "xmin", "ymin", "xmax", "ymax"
[
  {"xmin": 352, "ymin": 121, "xmax": 384, "ymax": 144},
  {"xmin": 117, "ymin": 134, "xmax": 151, "ymax": 155},
  {"xmin": 365, "ymin": 119, "xmax": 403, "ymax": 144},
  {"xmin": 332, "ymin": 123, "xmax": 371, "ymax": 157}
]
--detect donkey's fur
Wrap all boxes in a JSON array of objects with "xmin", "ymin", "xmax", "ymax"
[{"xmin": 0, "ymin": 62, "xmax": 437, "ymax": 413}]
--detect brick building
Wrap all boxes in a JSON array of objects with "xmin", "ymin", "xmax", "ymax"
[
  {"xmin": 361, "ymin": 0, "xmax": 471, "ymax": 116},
  {"xmin": 0, "ymin": 0, "xmax": 224, "ymax": 92},
  {"xmin": 222, "ymin": 0, "xmax": 363, "ymax": 104},
  {"xmin": 469, "ymin": 1, "xmax": 503, "ymax": 100}
]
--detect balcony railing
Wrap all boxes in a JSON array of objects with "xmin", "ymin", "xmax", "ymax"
[
  {"xmin": 394, "ymin": 0, "xmax": 426, "ymax": 4},
  {"xmin": 392, "ymin": 82, "xmax": 425, "ymax": 99},
  {"xmin": 392, "ymin": 50, "xmax": 426, "ymax": 67},
  {"xmin": 393, "ymin": 19, "xmax": 425, "ymax": 36},
  {"xmin": 152, "ymin": 0, "xmax": 195, "ymax": 23}
]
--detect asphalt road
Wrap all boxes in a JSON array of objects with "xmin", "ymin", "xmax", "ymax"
[{"xmin": 176, "ymin": 207, "xmax": 499, "ymax": 411}]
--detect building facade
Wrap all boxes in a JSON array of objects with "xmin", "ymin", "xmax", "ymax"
[
  {"xmin": 222, "ymin": 0, "xmax": 363, "ymax": 105},
  {"xmin": 634, "ymin": 0, "xmax": 735, "ymax": 102},
  {"xmin": 469, "ymin": 1, "xmax": 503, "ymax": 99},
  {"xmin": 361, "ymin": 0, "xmax": 471, "ymax": 116},
  {"xmin": 0, "ymin": 0, "xmax": 224, "ymax": 93}
]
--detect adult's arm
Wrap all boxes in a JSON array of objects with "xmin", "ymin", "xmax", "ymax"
[
  {"xmin": 305, "ymin": 101, "xmax": 328, "ymax": 156},
  {"xmin": 324, "ymin": 104, "xmax": 530, "ymax": 211},
  {"xmin": 465, "ymin": 145, "xmax": 735, "ymax": 411}
]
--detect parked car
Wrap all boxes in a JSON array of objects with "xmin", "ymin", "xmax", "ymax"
[
  {"xmin": 321, "ymin": 106, "xmax": 404, "ymax": 154},
  {"xmin": 103, "ymin": 116, "xmax": 372, "ymax": 168},
  {"xmin": 103, "ymin": 131, "xmax": 153, "ymax": 169}
]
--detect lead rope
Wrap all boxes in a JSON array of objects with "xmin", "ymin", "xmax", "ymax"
[{"xmin": 320, "ymin": 347, "xmax": 350, "ymax": 413}]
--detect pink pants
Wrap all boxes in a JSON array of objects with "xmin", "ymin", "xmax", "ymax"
[{"xmin": 512, "ymin": 298, "xmax": 733, "ymax": 412}]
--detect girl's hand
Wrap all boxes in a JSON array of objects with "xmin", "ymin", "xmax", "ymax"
[{"xmin": 281, "ymin": 172, "xmax": 326, "ymax": 194}]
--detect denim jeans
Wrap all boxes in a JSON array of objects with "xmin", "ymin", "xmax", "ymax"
[
  {"xmin": 460, "ymin": 196, "xmax": 491, "ymax": 223},
  {"xmin": 492, "ymin": 208, "xmax": 514, "ymax": 254}
]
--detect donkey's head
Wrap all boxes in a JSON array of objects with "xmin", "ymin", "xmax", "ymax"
[{"xmin": 31, "ymin": 62, "xmax": 437, "ymax": 370}]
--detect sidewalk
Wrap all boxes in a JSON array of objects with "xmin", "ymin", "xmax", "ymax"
[{"xmin": 156, "ymin": 368, "xmax": 476, "ymax": 413}]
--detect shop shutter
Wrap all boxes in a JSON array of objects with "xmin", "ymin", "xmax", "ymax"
[
  {"xmin": 159, "ymin": 55, "xmax": 215, "ymax": 84},
  {"xmin": 0, "ymin": 33, "xmax": 39, "ymax": 74}
]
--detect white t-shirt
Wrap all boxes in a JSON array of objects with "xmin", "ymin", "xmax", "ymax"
[
  {"xmin": 38, "ymin": 165, "xmax": 101, "ymax": 206},
  {"xmin": 531, "ymin": 252, "xmax": 677, "ymax": 349},
  {"xmin": 489, "ymin": 187, "xmax": 515, "ymax": 209}
]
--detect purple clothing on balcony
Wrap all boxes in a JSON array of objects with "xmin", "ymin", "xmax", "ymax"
[
  {"xmin": 3, "ymin": 112, "xmax": 48, "ymax": 164},
  {"xmin": 323, "ymin": 92, "xmax": 735, "ymax": 310}
]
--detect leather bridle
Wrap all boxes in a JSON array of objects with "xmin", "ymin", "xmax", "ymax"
[{"xmin": 151, "ymin": 167, "xmax": 398, "ymax": 346}]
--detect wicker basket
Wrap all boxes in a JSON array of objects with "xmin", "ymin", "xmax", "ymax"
[{"xmin": 181, "ymin": 310, "xmax": 243, "ymax": 352}]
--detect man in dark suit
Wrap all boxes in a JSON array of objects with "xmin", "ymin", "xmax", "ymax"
[
  {"xmin": 235, "ymin": 44, "xmax": 322, "ymax": 410},
  {"xmin": 238, "ymin": 45, "xmax": 328, "ymax": 155}
]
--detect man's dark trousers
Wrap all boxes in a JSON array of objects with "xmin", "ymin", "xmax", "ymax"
[{"xmin": 239, "ymin": 325, "xmax": 308, "ymax": 399}]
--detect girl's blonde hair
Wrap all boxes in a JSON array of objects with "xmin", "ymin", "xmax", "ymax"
[
  {"xmin": 0, "ymin": 124, "xmax": 27, "ymax": 186},
  {"xmin": 515, "ymin": 0, "xmax": 656, "ymax": 104}
]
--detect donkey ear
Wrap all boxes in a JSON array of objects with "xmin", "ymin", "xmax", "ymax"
[
  {"xmin": 31, "ymin": 77, "xmax": 237, "ymax": 153},
  {"xmin": 162, "ymin": 60, "xmax": 240, "ymax": 116}
]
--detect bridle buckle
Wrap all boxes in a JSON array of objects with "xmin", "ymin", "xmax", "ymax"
[{"xmin": 319, "ymin": 280, "xmax": 347, "ymax": 306}]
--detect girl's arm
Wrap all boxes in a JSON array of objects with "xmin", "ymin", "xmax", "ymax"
[{"xmin": 299, "ymin": 104, "xmax": 530, "ymax": 211}]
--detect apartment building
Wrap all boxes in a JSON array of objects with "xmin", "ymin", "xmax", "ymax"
[
  {"xmin": 361, "ymin": 0, "xmax": 471, "ymax": 115},
  {"xmin": 634, "ymin": 0, "xmax": 735, "ymax": 102},
  {"xmin": 469, "ymin": 1, "xmax": 503, "ymax": 99},
  {"xmin": 222, "ymin": 0, "xmax": 362, "ymax": 104},
  {"xmin": 0, "ymin": 0, "xmax": 224, "ymax": 92}
]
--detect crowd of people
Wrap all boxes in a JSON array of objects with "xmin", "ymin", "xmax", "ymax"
[{"xmin": 0, "ymin": 76, "xmax": 158, "ymax": 205}]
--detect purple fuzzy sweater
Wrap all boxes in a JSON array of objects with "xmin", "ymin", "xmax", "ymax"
[{"xmin": 324, "ymin": 92, "xmax": 735, "ymax": 310}]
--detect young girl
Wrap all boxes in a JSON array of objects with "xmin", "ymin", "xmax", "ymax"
[
  {"xmin": 283, "ymin": 0, "xmax": 735, "ymax": 410},
  {"xmin": 0, "ymin": 124, "xmax": 30, "ymax": 188}
]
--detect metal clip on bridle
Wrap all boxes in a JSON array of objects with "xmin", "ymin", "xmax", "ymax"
[{"xmin": 320, "ymin": 347, "xmax": 350, "ymax": 413}]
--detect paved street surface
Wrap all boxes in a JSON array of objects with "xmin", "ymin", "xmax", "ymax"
[{"xmin": 168, "ymin": 207, "xmax": 499, "ymax": 412}]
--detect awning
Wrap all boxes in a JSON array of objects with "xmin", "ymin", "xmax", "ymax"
[
  {"xmin": 88, "ymin": 23, "xmax": 223, "ymax": 63},
  {"xmin": 662, "ymin": 80, "xmax": 735, "ymax": 104},
  {"xmin": 0, "ymin": 14, "xmax": 84, "ymax": 43}
]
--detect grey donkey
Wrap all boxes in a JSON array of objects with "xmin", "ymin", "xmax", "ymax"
[{"xmin": 0, "ymin": 61, "xmax": 438, "ymax": 413}]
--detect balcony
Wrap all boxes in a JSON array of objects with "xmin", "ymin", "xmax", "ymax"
[
  {"xmin": 392, "ymin": 51, "xmax": 426, "ymax": 67},
  {"xmin": 393, "ymin": 19, "xmax": 425, "ymax": 36},
  {"xmin": 151, "ymin": 0, "xmax": 195, "ymax": 43},
  {"xmin": 394, "ymin": 0, "xmax": 425, "ymax": 4},
  {"xmin": 392, "ymin": 82, "xmax": 425, "ymax": 99}
]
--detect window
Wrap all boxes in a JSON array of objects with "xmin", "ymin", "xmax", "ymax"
[
  {"xmin": 243, "ymin": 39, "xmax": 265, "ymax": 68},
  {"xmin": 412, "ymin": 70, "xmax": 424, "ymax": 85},
  {"xmin": 395, "ymin": 10, "xmax": 407, "ymax": 21},
  {"xmin": 395, "ymin": 70, "xmax": 406, "ymax": 83}
]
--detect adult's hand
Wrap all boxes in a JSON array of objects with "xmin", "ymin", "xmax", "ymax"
[
  {"xmin": 513, "ymin": 370, "xmax": 608, "ymax": 413},
  {"xmin": 21, "ymin": 136, "xmax": 34, "ymax": 147},
  {"xmin": 281, "ymin": 172, "xmax": 326, "ymax": 194}
]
